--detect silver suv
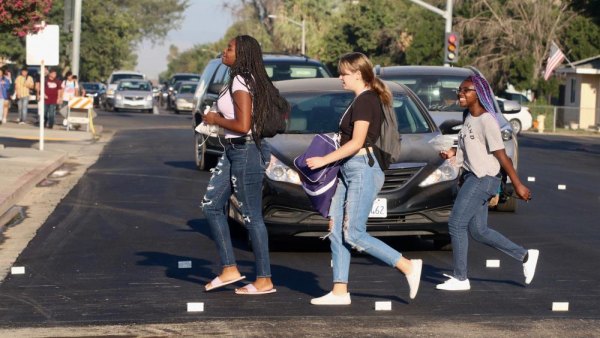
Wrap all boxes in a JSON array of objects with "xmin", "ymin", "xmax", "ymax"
[{"xmin": 376, "ymin": 65, "xmax": 520, "ymax": 212}]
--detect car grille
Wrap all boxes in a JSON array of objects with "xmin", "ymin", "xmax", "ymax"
[
  {"xmin": 125, "ymin": 96, "xmax": 144, "ymax": 101},
  {"xmin": 381, "ymin": 165, "xmax": 424, "ymax": 193}
]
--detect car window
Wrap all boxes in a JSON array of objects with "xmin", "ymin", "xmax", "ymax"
[
  {"xmin": 111, "ymin": 74, "xmax": 143, "ymax": 83},
  {"xmin": 170, "ymin": 75, "xmax": 200, "ymax": 86},
  {"xmin": 212, "ymin": 65, "xmax": 229, "ymax": 86},
  {"xmin": 266, "ymin": 64, "xmax": 330, "ymax": 81},
  {"xmin": 118, "ymin": 81, "xmax": 151, "ymax": 91},
  {"xmin": 282, "ymin": 91, "xmax": 432, "ymax": 134},
  {"xmin": 82, "ymin": 83, "xmax": 100, "ymax": 91},
  {"xmin": 383, "ymin": 75, "xmax": 465, "ymax": 112},
  {"xmin": 179, "ymin": 83, "xmax": 197, "ymax": 94}
]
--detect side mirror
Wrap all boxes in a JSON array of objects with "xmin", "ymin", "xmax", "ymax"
[
  {"xmin": 499, "ymin": 100, "xmax": 521, "ymax": 114},
  {"xmin": 439, "ymin": 119, "xmax": 463, "ymax": 134},
  {"xmin": 207, "ymin": 83, "xmax": 223, "ymax": 95}
]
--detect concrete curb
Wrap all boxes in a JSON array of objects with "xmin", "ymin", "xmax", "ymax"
[{"xmin": 0, "ymin": 152, "xmax": 68, "ymax": 224}]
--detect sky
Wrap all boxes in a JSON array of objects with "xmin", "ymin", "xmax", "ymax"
[{"xmin": 134, "ymin": 0, "xmax": 234, "ymax": 81}]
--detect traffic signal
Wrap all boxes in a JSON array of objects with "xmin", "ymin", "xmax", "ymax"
[{"xmin": 444, "ymin": 32, "xmax": 459, "ymax": 64}]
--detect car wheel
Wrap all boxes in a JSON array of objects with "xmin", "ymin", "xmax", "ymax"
[
  {"xmin": 495, "ymin": 196, "xmax": 517, "ymax": 212},
  {"xmin": 114, "ymin": 107, "xmax": 120, "ymax": 112},
  {"xmin": 433, "ymin": 236, "xmax": 452, "ymax": 251},
  {"xmin": 510, "ymin": 119, "xmax": 522, "ymax": 135},
  {"xmin": 174, "ymin": 109, "xmax": 179, "ymax": 114}
]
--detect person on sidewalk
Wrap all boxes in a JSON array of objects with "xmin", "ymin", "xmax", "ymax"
[
  {"xmin": 14, "ymin": 67, "xmax": 34, "ymax": 124},
  {"xmin": 61, "ymin": 71, "xmax": 80, "ymax": 107},
  {"xmin": 42, "ymin": 69, "xmax": 63, "ymax": 129},
  {"xmin": 0, "ymin": 68, "xmax": 11, "ymax": 125},
  {"xmin": 306, "ymin": 52, "xmax": 422, "ymax": 305},
  {"xmin": 436, "ymin": 74, "xmax": 539, "ymax": 291},
  {"xmin": 200, "ymin": 35, "xmax": 278, "ymax": 295}
]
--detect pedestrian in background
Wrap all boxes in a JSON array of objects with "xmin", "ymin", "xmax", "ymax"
[
  {"xmin": 14, "ymin": 67, "xmax": 34, "ymax": 124},
  {"xmin": 306, "ymin": 52, "xmax": 422, "ymax": 305},
  {"xmin": 436, "ymin": 74, "xmax": 539, "ymax": 291},
  {"xmin": 0, "ymin": 68, "xmax": 11, "ymax": 125},
  {"xmin": 43, "ymin": 68, "xmax": 63, "ymax": 129},
  {"xmin": 61, "ymin": 71, "xmax": 80, "ymax": 107},
  {"xmin": 201, "ymin": 35, "xmax": 277, "ymax": 295}
]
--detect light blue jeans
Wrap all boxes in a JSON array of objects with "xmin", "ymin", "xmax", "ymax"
[
  {"xmin": 17, "ymin": 97, "xmax": 29, "ymax": 122},
  {"xmin": 449, "ymin": 172, "xmax": 527, "ymax": 280},
  {"xmin": 329, "ymin": 154, "xmax": 403, "ymax": 283},
  {"xmin": 201, "ymin": 141, "xmax": 272, "ymax": 278}
]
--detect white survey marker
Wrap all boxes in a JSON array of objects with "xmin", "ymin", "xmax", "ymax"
[
  {"xmin": 486, "ymin": 259, "xmax": 500, "ymax": 268},
  {"xmin": 11, "ymin": 267, "xmax": 25, "ymax": 274},
  {"xmin": 527, "ymin": 177, "xmax": 536, "ymax": 182},
  {"xmin": 178, "ymin": 261, "xmax": 192, "ymax": 269},
  {"xmin": 552, "ymin": 302, "xmax": 569, "ymax": 311},
  {"xmin": 558, "ymin": 185, "xmax": 567, "ymax": 190},
  {"xmin": 187, "ymin": 302, "xmax": 204, "ymax": 312},
  {"xmin": 375, "ymin": 301, "xmax": 392, "ymax": 311}
]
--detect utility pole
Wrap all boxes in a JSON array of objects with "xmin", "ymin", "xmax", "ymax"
[
  {"xmin": 408, "ymin": 0, "xmax": 454, "ymax": 66},
  {"xmin": 71, "ymin": 0, "xmax": 82, "ymax": 77}
]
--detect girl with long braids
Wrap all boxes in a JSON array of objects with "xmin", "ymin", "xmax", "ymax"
[
  {"xmin": 201, "ymin": 35, "xmax": 278, "ymax": 295},
  {"xmin": 436, "ymin": 74, "xmax": 539, "ymax": 291},
  {"xmin": 306, "ymin": 52, "xmax": 422, "ymax": 305}
]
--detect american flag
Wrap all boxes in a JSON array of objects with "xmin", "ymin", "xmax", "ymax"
[{"xmin": 543, "ymin": 42, "xmax": 566, "ymax": 80}]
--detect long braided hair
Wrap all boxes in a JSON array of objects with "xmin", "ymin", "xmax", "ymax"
[
  {"xmin": 467, "ymin": 74, "xmax": 501, "ymax": 124},
  {"xmin": 225, "ymin": 35, "xmax": 280, "ymax": 146}
]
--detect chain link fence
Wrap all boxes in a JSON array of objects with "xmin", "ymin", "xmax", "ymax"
[{"xmin": 527, "ymin": 105, "xmax": 600, "ymax": 134}]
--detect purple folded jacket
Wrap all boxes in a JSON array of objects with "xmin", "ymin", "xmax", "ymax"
[{"xmin": 294, "ymin": 134, "xmax": 341, "ymax": 217}]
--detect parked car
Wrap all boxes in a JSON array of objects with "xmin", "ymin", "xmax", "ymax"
[
  {"xmin": 220, "ymin": 78, "xmax": 456, "ymax": 245},
  {"xmin": 192, "ymin": 53, "xmax": 333, "ymax": 170},
  {"xmin": 105, "ymin": 71, "xmax": 146, "ymax": 109},
  {"xmin": 172, "ymin": 80, "xmax": 197, "ymax": 114},
  {"xmin": 499, "ymin": 92, "xmax": 531, "ymax": 104},
  {"xmin": 496, "ymin": 97, "xmax": 532, "ymax": 135},
  {"xmin": 376, "ymin": 65, "xmax": 520, "ymax": 211},
  {"xmin": 165, "ymin": 73, "xmax": 200, "ymax": 109},
  {"xmin": 112, "ymin": 79, "xmax": 155, "ymax": 113},
  {"xmin": 81, "ymin": 82, "xmax": 106, "ymax": 107}
]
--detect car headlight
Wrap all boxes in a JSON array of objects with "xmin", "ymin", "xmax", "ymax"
[
  {"xmin": 107, "ymin": 89, "xmax": 114, "ymax": 96},
  {"xmin": 418, "ymin": 160, "xmax": 460, "ymax": 187},
  {"xmin": 265, "ymin": 155, "xmax": 301, "ymax": 185},
  {"xmin": 501, "ymin": 129, "xmax": 513, "ymax": 141},
  {"xmin": 115, "ymin": 94, "xmax": 123, "ymax": 100},
  {"xmin": 146, "ymin": 95, "xmax": 153, "ymax": 101}
]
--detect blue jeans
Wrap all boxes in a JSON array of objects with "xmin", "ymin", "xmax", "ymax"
[
  {"xmin": 329, "ymin": 154, "xmax": 403, "ymax": 283},
  {"xmin": 17, "ymin": 97, "xmax": 29, "ymax": 122},
  {"xmin": 44, "ymin": 104, "xmax": 57, "ymax": 127},
  {"xmin": 449, "ymin": 172, "xmax": 527, "ymax": 280},
  {"xmin": 201, "ymin": 141, "xmax": 272, "ymax": 277}
]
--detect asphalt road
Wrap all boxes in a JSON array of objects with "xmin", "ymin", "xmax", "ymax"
[{"xmin": 1, "ymin": 108, "xmax": 599, "ymax": 334}]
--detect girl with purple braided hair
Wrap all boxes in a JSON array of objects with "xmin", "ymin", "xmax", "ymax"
[{"xmin": 436, "ymin": 74, "xmax": 539, "ymax": 291}]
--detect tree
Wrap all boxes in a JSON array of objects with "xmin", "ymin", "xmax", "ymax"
[{"xmin": 0, "ymin": 0, "xmax": 53, "ymax": 37}]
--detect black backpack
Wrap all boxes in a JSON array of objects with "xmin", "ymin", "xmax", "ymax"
[{"xmin": 374, "ymin": 102, "xmax": 402, "ymax": 170}]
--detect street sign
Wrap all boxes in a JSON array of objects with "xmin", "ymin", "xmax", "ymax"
[{"xmin": 26, "ymin": 24, "xmax": 60, "ymax": 66}]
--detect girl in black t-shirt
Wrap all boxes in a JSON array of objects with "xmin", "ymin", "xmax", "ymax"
[{"xmin": 306, "ymin": 52, "xmax": 422, "ymax": 305}]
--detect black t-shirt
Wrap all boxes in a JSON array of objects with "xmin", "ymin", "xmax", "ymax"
[{"xmin": 339, "ymin": 90, "xmax": 382, "ymax": 146}]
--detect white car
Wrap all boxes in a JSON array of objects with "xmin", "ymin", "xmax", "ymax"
[{"xmin": 496, "ymin": 97, "xmax": 532, "ymax": 135}]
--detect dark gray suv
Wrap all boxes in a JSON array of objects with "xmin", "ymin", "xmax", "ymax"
[
  {"xmin": 376, "ymin": 65, "xmax": 520, "ymax": 212},
  {"xmin": 192, "ymin": 54, "xmax": 332, "ymax": 170}
]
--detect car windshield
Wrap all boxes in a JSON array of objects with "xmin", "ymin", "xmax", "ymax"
[
  {"xmin": 283, "ymin": 91, "xmax": 432, "ymax": 134},
  {"xmin": 117, "ymin": 81, "xmax": 151, "ymax": 91},
  {"xmin": 112, "ymin": 74, "xmax": 143, "ymax": 83},
  {"xmin": 265, "ymin": 64, "xmax": 330, "ymax": 81},
  {"xmin": 82, "ymin": 83, "xmax": 100, "ymax": 91},
  {"xmin": 179, "ymin": 83, "xmax": 197, "ymax": 94},
  {"xmin": 383, "ymin": 75, "xmax": 465, "ymax": 112},
  {"xmin": 171, "ymin": 75, "xmax": 200, "ymax": 84}
]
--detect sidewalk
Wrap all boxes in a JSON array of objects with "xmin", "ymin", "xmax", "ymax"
[{"xmin": 0, "ymin": 121, "xmax": 99, "ymax": 228}]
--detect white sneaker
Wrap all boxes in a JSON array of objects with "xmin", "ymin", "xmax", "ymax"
[
  {"xmin": 406, "ymin": 259, "xmax": 422, "ymax": 299},
  {"xmin": 436, "ymin": 274, "xmax": 470, "ymax": 291},
  {"xmin": 523, "ymin": 249, "xmax": 539, "ymax": 284},
  {"xmin": 310, "ymin": 292, "xmax": 351, "ymax": 305}
]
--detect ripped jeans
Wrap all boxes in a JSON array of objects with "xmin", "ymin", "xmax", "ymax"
[
  {"xmin": 201, "ymin": 141, "xmax": 272, "ymax": 278},
  {"xmin": 328, "ymin": 154, "xmax": 403, "ymax": 284}
]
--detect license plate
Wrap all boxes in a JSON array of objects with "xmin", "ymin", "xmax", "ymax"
[{"xmin": 369, "ymin": 198, "xmax": 387, "ymax": 218}]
